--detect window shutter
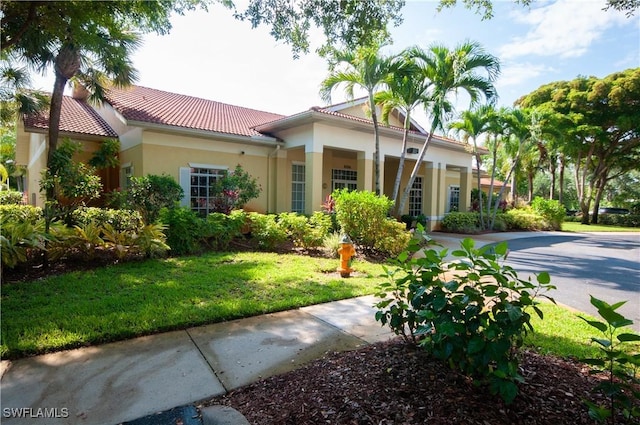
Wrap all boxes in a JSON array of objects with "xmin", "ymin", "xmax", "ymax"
[{"xmin": 179, "ymin": 167, "xmax": 190, "ymax": 207}]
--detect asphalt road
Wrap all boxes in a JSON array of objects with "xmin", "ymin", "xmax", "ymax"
[{"xmin": 498, "ymin": 233, "xmax": 640, "ymax": 332}]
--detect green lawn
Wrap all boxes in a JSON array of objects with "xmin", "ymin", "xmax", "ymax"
[
  {"xmin": 562, "ymin": 221, "xmax": 640, "ymax": 232},
  {"xmin": 1, "ymin": 252, "xmax": 384, "ymax": 359},
  {"xmin": 3, "ymin": 248, "xmax": 638, "ymax": 363}
]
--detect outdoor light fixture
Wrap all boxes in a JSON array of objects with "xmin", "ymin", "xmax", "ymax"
[{"xmin": 406, "ymin": 148, "xmax": 419, "ymax": 154}]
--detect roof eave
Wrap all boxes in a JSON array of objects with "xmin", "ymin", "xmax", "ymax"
[
  {"xmin": 128, "ymin": 120, "xmax": 283, "ymax": 146},
  {"xmin": 23, "ymin": 126, "xmax": 117, "ymax": 141}
]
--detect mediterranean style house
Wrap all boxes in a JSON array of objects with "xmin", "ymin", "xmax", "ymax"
[{"xmin": 16, "ymin": 85, "xmax": 480, "ymax": 230}]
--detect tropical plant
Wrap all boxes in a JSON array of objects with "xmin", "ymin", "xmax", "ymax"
[
  {"xmin": 209, "ymin": 165, "xmax": 261, "ymax": 214},
  {"xmin": 376, "ymin": 49, "xmax": 432, "ymax": 212},
  {"xmin": 101, "ymin": 223, "xmax": 134, "ymax": 261},
  {"xmin": 116, "ymin": 174, "xmax": 184, "ymax": 224},
  {"xmin": 375, "ymin": 237, "xmax": 555, "ymax": 404},
  {"xmin": 0, "ymin": 219, "xmax": 47, "ymax": 269},
  {"xmin": 132, "ymin": 223, "xmax": 170, "ymax": 259},
  {"xmin": 449, "ymin": 105, "xmax": 494, "ymax": 228},
  {"xmin": 320, "ymin": 40, "xmax": 394, "ymax": 196},
  {"xmin": 396, "ymin": 41, "xmax": 500, "ymax": 216},
  {"xmin": 579, "ymin": 296, "xmax": 640, "ymax": 424}
]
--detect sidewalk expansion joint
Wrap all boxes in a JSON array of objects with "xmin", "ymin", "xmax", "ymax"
[{"xmin": 185, "ymin": 328, "xmax": 229, "ymax": 394}]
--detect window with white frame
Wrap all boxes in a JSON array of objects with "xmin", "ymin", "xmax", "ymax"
[
  {"xmin": 448, "ymin": 185, "xmax": 460, "ymax": 212},
  {"xmin": 409, "ymin": 176, "xmax": 423, "ymax": 217},
  {"xmin": 179, "ymin": 166, "xmax": 227, "ymax": 217},
  {"xmin": 291, "ymin": 163, "xmax": 306, "ymax": 213},
  {"xmin": 332, "ymin": 169, "xmax": 357, "ymax": 191}
]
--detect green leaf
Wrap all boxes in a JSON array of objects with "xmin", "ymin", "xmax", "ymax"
[
  {"xmin": 591, "ymin": 337, "xmax": 612, "ymax": 348},
  {"xmin": 506, "ymin": 303, "xmax": 523, "ymax": 322},
  {"xmin": 536, "ymin": 271, "xmax": 550, "ymax": 284},
  {"xmin": 578, "ymin": 317, "xmax": 608, "ymax": 333},
  {"xmin": 493, "ymin": 242, "xmax": 509, "ymax": 256},
  {"xmin": 468, "ymin": 337, "xmax": 485, "ymax": 354},
  {"xmin": 617, "ymin": 333, "xmax": 640, "ymax": 342}
]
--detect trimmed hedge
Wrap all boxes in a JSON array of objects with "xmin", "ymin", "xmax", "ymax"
[
  {"xmin": 0, "ymin": 191, "xmax": 25, "ymax": 205},
  {"xmin": 441, "ymin": 212, "xmax": 480, "ymax": 233},
  {"xmin": 0, "ymin": 204, "xmax": 43, "ymax": 225},
  {"xmin": 71, "ymin": 207, "xmax": 143, "ymax": 233},
  {"xmin": 598, "ymin": 214, "xmax": 640, "ymax": 227}
]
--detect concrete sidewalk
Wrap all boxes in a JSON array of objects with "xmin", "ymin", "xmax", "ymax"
[{"xmin": 0, "ymin": 231, "xmax": 552, "ymax": 425}]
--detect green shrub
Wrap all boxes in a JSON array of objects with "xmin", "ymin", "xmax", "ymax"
[
  {"xmin": 71, "ymin": 207, "xmax": 143, "ymax": 233},
  {"xmin": 209, "ymin": 165, "xmax": 262, "ymax": 214},
  {"xmin": 579, "ymin": 296, "xmax": 640, "ymax": 422},
  {"xmin": 323, "ymin": 231, "xmax": 342, "ymax": 258},
  {"xmin": 0, "ymin": 220, "xmax": 47, "ymax": 269},
  {"xmin": 332, "ymin": 189, "xmax": 396, "ymax": 252},
  {"xmin": 159, "ymin": 207, "xmax": 204, "ymax": 255},
  {"xmin": 374, "ymin": 219, "xmax": 412, "ymax": 257},
  {"xmin": 504, "ymin": 208, "xmax": 551, "ymax": 230},
  {"xmin": 531, "ymin": 197, "xmax": 566, "ymax": 230},
  {"xmin": 131, "ymin": 223, "xmax": 170, "ymax": 259},
  {"xmin": 248, "ymin": 212, "xmax": 287, "ymax": 250},
  {"xmin": 277, "ymin": 212, "xmax": 332, "ymax": 250},
  {"xmin": 375, "ymin": 238, "xmax": 555, "ymax": 404},
  {"xmin": 0, "ymin": 190, "xmax": 25, "ymax": 205},
  {"xmin": 598, "ymin": 214, "xmax": 640, "ymax": 227},
  {"xmin": 102, "ymin": 223, "xmax": 135, "ymax": 260},
  {"xmin": 201, "ymin": 212, "xmax": 244, "ymax": 250},
  {"xmin": 441, "ymin": 212, "xmax": 480, "ymax": 233},
  {"xmin": 114, "ymin": 174, "xmax": 184, "ymax": 224},
  {"xmin": 0, "ymin": 204, "xmax": 42, "ymax": 225}
]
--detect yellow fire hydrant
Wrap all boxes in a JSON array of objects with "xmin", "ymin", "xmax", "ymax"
[{"xmin": 337, "ymin": 234, "xmax": 356, "ymax": 278}]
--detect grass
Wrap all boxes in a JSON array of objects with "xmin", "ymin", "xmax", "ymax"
[
  {"xmin": 524, "ymin": 301, "xmax": 638, "ymax": 360},
  {"xmin": 3, "ymin": 248, "xmax": 638, "ymax": 365},
  {"xmin": 562, "ymin": 221, "xmax": 640, "ymax": 232},
  {"xmin": 1, "ymin": 252, "xmax": 384, "ymax": 359}
]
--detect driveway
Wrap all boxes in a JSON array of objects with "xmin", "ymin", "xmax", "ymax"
[{"xmin": 497, "ymin": 232, "xmax": 640, "ymax": 332}]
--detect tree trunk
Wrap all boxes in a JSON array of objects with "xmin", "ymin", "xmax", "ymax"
[
  {"xmin": 47, "ymin": 44, "xmax": 81, "ymax": 201},
  {"xmin": 391, "ymin": 114, "xmax": 411, "ymax": 216},
  {"xmin": 549, "ymin": 157, "xmax": 557, "ymax": 200},
  {"xmin": 558, "ymin": 154, "xmax": 565, "ymax": 205},
  {"xmin": 527, "ymin": 170, "xmax": 534, "ymax": 203},
  {"xmin": 397, "ymin": 130, "xmax": 435, "ymax": 216},
  {"xmin": 369, "ymin": 93, "xmax": 381, "ymax": 196}
]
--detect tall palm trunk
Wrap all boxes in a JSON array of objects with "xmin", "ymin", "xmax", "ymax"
[
  {"xmin": 369, "ymin": 93, "xmax": 382, "ymax": 196},
  {"xmin": 391, "ymin": 113, "xmax": 411, "ymax": 215},
  {"xmin": 47, "ymin": 44, "xmax": 81, "ymax": 200},
  {"xmin": 397, "ymin": 129, "xmax": 435, "ymax": 216}
]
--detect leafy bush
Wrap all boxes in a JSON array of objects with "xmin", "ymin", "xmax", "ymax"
[
  {"xmin": 248, "ymin": 212, "xmax": 287, "ymax": 250},
  {"xmin": 333, "ymin": 189, "xmax": 405, "ymax": 254},
  {"xmin": 598, "ymin": 214, "xmax": 640, "ymax": 228},
  {"xmin": 0, "ymin": 190, "xmax": 25, "ymax": 205},
  {"xmin": 531, "ymin": 197, "xmax": 566, "ymax": 230},
  {"xmin": 0, "ymin": 204, "xmax": 42, "ymax": 225},
  {"xmin": 374, "ymin": 219, "xmax": 412, "ymax": 257},
  {"xmin": 441, "ymin": 212, "xmax": 480, "ymax": 233},
  {"xmin": 0, "ymin": 220, "xmax": 48, "ymax": 269},
  {"xmin": 375, "ymin": 238, "xmax": 555, "ymax": 404},
  {"xmin": 278, "ymin": 212, "xmax": 332, "ymax": 249},
  {"xmin": 114, "ymin": 174, "xmax": 184, "ymax": 224},
  {"xmin": 209, "ymin": 165, "xmax": 262, "ymax": 214},
  {"xmin": 201, "ymin": 212, "xmax": 245, "ymax": 250},
  {"xmin": 131, "ymin": 223, "xmax": 170, "ymax": 259},
  {"xmin": 159, "ymin": 207, "xmax": 204, "ymax": 256},
  {"xmin": 504, "ymin": 208, "xmax": 551, "ymax": 231},
  {"xmin": 71, "ymin": 207, "xmax": 143, "ymax": 233},
  {"xmin": 579, "ymin": 296, "xmax": 640, "ymax": 422},
  {"xmin": 102, "ymin": 223, "xmax": 135, "ymax": 260},
  {"xmin": 69, "ymin": 222, "xmax": 105, "ymax": 260}
]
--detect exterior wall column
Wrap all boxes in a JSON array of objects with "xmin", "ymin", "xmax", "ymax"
[
  {"xmin": 273, "ymin": 150, "xmax": 288, "ymax": 213},
  {"xmin": 459, "ymin": 167, "xmax": 472, "ymax": 213},
  {"xmin": 357, "ymin": 151, "xmax": 374, "ymax": 192},
  {"xmin": 305, "ymin": 144, "xmax": 324, "ymax": 215},
  {"xmin": 424, "ymin": 162, "xmax": 447, "ymax": 230}
]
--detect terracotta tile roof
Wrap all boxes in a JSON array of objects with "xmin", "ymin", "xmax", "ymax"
[
  {"xmin": 23, "ymin": 96, "xmax": 118, "ymax": 138},
  {"xmin": 104, "ymin": 85, "xmax": 285, "ymax": 137},
  {"xmin": 480, "ymin": 177, "xmax": 509, "ymax": 188}
]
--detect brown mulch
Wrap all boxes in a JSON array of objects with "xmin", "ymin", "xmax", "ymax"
[{"xmin": 203, "ymin": 338, "xmax": 639, "ymax": 425}]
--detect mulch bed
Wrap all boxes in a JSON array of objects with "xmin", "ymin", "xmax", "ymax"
[{"xmin": 202, "ymin": 338, "xmax": 639, "ymax": 425}]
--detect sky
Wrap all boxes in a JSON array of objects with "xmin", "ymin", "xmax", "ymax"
[{"xmin": 31, "ymin": 0, "xmax": 639, "ymax": 129}]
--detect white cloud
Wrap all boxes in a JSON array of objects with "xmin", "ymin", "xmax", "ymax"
[
  {"xmin": 498, "ymin": 0, "xmax": 629, "ymax": 59},
  {"xmin": 497, "ymin": 62, "xmax": 555, "ymax": 88}
]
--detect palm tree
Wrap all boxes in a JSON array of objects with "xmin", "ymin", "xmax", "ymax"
[
  {"xmin": 375, "ymin": 49, "xmax": 432, "ymax": 214},
  {"xmin": 396, "ymin": 41, "xmax": 500, "ymax": 216},
  {"xmin": 449, "ymin": 105, "xmax": 493, "ymax": 228},
  {"xmin": 320, "ymin": 42, "xmax": 393, "ymax": 195}
]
